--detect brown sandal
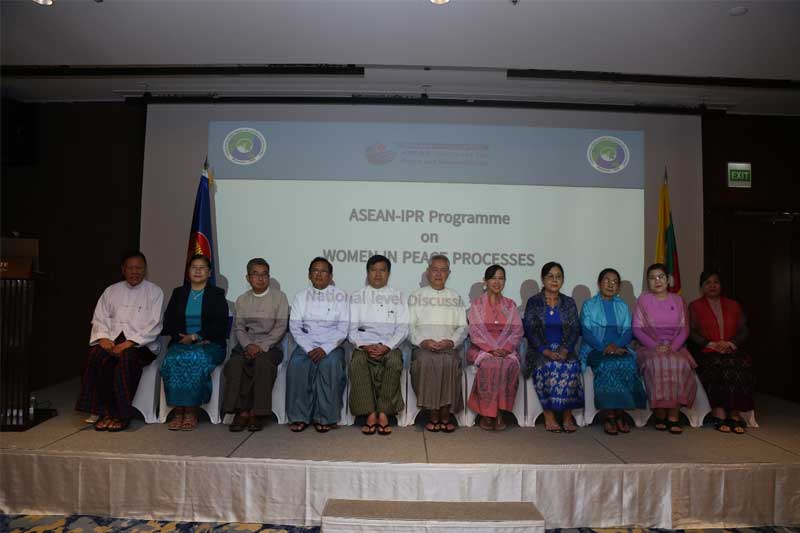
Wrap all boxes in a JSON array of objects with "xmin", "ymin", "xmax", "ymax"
[
  {"xmin": 494, "ymin": 415, "xmax": 507, "ymax": 431},
  {"xmin": 94, "ymin": 416, "xmax": 113, "ymax": 431},
  {"xmin": 181, "ymin": 410, "xmax": 198, "ymax": 431},
  {"xmin": 479, "ymin": 417, "xmax": 495, "ymax": 431},
  {"xmin": 168, "ymin": 409, "xmax": 185, "ymax": 431}
]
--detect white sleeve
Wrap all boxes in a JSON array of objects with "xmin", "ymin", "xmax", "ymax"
[
  {"xmin": 386, "ymin": 295, "xmax": 409, "ymax": 350},
  {"xmin": 348, "ymin": 295, "xmax": 367, "ymax": 347},
  {"xmin": 289, "ymin": 292, "xmax": 314, "ymax": 354},
  {"xmin": 322, "ymin": 292, "xmax": 350, "ymax": 355},
  {"xmin": 89, "ymin": 288, "xmax": 113, "ymax": 345}
]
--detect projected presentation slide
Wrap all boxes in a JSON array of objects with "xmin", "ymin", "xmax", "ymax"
[{"xmin": 208, "ymin": 120, "xmax": 644, "ymax": 304}]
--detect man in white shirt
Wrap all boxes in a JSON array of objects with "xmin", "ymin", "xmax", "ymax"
[
  {"xmin": 408, "ymin": 254, "xmax": 467, "ymax": 433},
  {"xmin": 348, "ymin": 255, "xmax": 409, "ymax": 436},
  {"xmin": 287, "ymin": 257, "xmax": 350, "ymax": 433},
  {"xmin": 76, "ymin": 251, "xmax": 163, "ymax": 431}
]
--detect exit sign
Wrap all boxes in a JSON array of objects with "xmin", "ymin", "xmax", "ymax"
[{"xmin": 727, "ymin": 162, "xmax": 752, "ymax": 188}]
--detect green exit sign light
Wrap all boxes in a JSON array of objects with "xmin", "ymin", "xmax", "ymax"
[{"xmin": 727, "ymin": 162, "xmax": 752, "ymax": 189}]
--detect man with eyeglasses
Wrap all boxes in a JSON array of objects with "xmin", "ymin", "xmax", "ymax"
[
  {"xmin": 287, "ymin": 257, "xmax": 350, "ymax": 433},
  {"xmin": 223, "ymin": 258, "xmax": 289, "ymax": 432},
  {"xmin": 76, "ymin": 251, "xmax": 163, "ymax": 432}
]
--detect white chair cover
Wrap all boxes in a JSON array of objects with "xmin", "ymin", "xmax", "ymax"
[{"xmin": 131, "ymin": 339, "xmax": 166, "ymax": 424}]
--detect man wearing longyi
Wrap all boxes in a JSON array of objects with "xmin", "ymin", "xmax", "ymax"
[
  {"xmin": 408, "ymin": 254, "xmax": 468, "ymax": 433},
  {"xmin": 348, "ymin": 255, "xmax": 409, "ymax": 436},
  {"xmin": 286, "ymin": 257, "xmax": 350, "ymax": 433},
  {"xmin": 76, "ymin": 251, "xmax": 163, "ymax": 432},
  {"xmin": 223, "ymin": 258, "xmax": 289, "ymax": 432}
]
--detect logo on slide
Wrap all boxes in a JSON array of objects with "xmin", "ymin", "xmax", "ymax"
[
  {"xmin": 587, "ymin": 136, "xmax": 630, "ymax": 174},
  {"xmin": 223, "ymin": 128, "xmax": 267, "ymax": 165},
  {"xmin": 365, "ymin": 143, "xmax": 396, "ymax": 165}
]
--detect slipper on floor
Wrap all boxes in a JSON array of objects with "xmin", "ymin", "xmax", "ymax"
[
  {"xmin": 361, "ymin": 424, "xmax": 377, "ymax": 435},
  {"xmin": 247, "ymin": 417, "xmax": 264, "ymax": 432},
  {"xmin": 712, "ymin": 416, "xmax": 731, "ymax": 433},
  {"xmin": 290, "ymin": 422, "xmax": 308, "ymax": 433},
  {"xmin": 653, "ymin": 417, "xmax": 668, "ymax": 431},
  {"xmin": 377, "ymin": 424, "xmax": 392, "ymax": 436},
  {"xmin": 314, "ymin": 423, "xmax": 331, "ymax": 433},
  {"xmin": 545, "ymin": 422, "xmax": 562, "ymax": 433},
  {"xmin": 731, "ymin": 419, "xmax": 747, "ymax": 434},
  {"xmin": 440, "ymin": 422, "xmax": 456, "ymax": 433},
  {"xmin": 94, "ymin": 417, "xmax": 112, "ymax": 431},
  {"xmin": 107, "ymin": 418, "xmax": 131, "ymax": 433},
  {"xmin": 167, "ymin": 414, "xmax": 183, "ymax": 431},
  {"xmin": 604, "ymin": 417, "xmax": 618, "ymax": 436},
  {"xmin": 229, "ymin": 413, "xmax": 248, "ymax": 432},
  {"xmin": 425, "ymin": 421, "xmax": 440, "ymax": 432},
  {"xmin": 667, "ymin": 419, "xmax": 683, "ymax": 434}
]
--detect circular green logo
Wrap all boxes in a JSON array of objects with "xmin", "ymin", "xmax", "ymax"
[
  {"xmin": 223, "ymin": 127, "xmax": 267, "ymax": 165},
  {"xmin": 587, "ymin": 136, "xmax": 629, "ymax": 174}
]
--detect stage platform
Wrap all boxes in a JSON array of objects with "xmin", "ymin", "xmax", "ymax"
[{"xmin": 1, "ymin": 378, "xmax": 799, "ymax": 529}]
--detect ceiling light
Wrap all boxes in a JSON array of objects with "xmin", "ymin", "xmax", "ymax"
[
  {"xmin": 430, "ymin": 0, "xmax": 450, "ymax": 4},
  {"xmin": 32, "ymin": 0, "xmax": 54, "ymax": 4},
  {"xmin": 729, "ymin": 6, "xmax": 748, "ymax": 16}
]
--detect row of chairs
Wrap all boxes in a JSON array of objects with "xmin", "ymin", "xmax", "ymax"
[{"xmin": 130, "ymin": 334, "xmax": 757, "ymax": 429}]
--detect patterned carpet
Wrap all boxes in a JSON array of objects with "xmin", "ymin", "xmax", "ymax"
[{"xmin": 1, "ymin": 515, "xmax": 798, "ymax": 533}]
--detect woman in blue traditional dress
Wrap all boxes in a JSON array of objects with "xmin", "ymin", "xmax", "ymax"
[
  {"xmin": 161, "ymin": 254, "xmax": 228, "ymax": 430},
  {"xmin": 523, "ymin": 261, "xmax": 584, "ymax": 433},
  {"xmin": 579, "ymin": 268, "xmax": 647, "ymax": 435}
]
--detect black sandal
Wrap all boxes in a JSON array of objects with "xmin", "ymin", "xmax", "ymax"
[
  {"xmin": 290, "ymin": 422, "xmax": 308, "ymax": 432},
  {"xmin": 247, "ymin": 416, "xmax": 264, "ymax": 432},
  {"xmin": 361, "ymin": 424, "xmax": 377, "ymax": 435},
  {"xmin": 377, "ymin": 424, "xmax": 392, "ymax": 436},
  {"xmin": 653, "ymin": 417, "xmax": 668, "ymax": 431},
  {"xmin": 314, "ymin": 423, "xmax": 331, "ymax": 433},
  {"xmin": 229, "ymin": 413, "xmax": 247, "ymax": 432},
  {"xmin": 107, "ymin": 418, "xmax": 131, "ymax": 432},
  {"xmin": 667, "ymin": 419, "xmax": 683, "ymax": 434},
  {"xmin": 712, "ymin": 416, "xmax": 731, "ymax": 433},
  {"xmin": 425, "ymin": 420, "xmax": 440, "ymax": 432},
  {"xmin": 731, "ymin": 419, "xmax": 746, "ymax": 434},
  {"xmin": 440, "ymin": 421, "xmax": 456, "ymax": 433},
  {"xmin": 604, "ymin": 417, "xmax": 618, "ymax": 436}
]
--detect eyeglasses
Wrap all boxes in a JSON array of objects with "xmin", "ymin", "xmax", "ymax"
[
  {"xmin": 310, "ymin": 269, "xmax": 331, "ymax": 275},
  {"xmin": 190, "ymin": 266, "xmax": 209, "ymax": 272},
  {"xmin": 249, "ymin": 273, "xmax": 269, "ymax": 278},
  {"xmin": 648, "ymin": 274, "xmax": 666, "ymax": 281},
  {"xmin": 601, "ymin": 278, "xmax": 619, "ymax": 286}
]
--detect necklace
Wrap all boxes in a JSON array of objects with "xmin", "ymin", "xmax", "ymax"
[
  {"xmin": 191, "ymin": 289, "xmax": 204, "ymax": 301},
  {"xmin": 545, "ymin": 296, "xmax": 558, "ymax": 315}
]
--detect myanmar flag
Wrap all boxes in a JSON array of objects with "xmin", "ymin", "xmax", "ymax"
[
  {"xmin": 184, "ymin": 164, "xmax": 216, "ymax": 286},
  {"xmin": 655, "ymin": 170, "xmax": 681, "ymax": 293}
]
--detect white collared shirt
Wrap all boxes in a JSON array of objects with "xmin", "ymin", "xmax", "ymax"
[
  {"xmin": 408, "ymin": 285, "xmax": 467, "ymax": 347},
  {"xmin": 289, "ymin": 284, "xmax": 350, "ymax": 355},
  {"xmin": 348, "ymin": 285, "xmax": 409, "ymax": 350},
  {"xmin": 90, "ymin": 279, "xmax": 164, "ymax": 353}
]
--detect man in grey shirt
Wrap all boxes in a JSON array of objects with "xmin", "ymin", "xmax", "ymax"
[{"xmin": 223, "ymin": 258, "xmax": 289, "ymax": 431}]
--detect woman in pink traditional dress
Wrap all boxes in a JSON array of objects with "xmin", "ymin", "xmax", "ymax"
[
  {"xmin": 467, "ymin": 265, "xmax": 524, "ymax": 431},
  {"xmin": 633, "ymin": 263, "xmax": 697, "ymax": 435}
]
